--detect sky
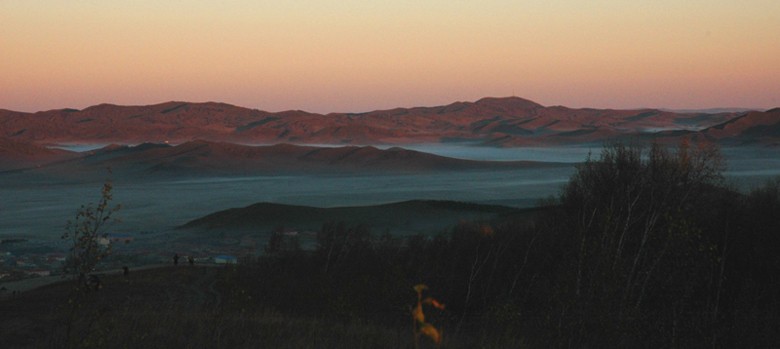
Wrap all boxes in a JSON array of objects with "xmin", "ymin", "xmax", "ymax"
[{"xmin": 1, "ymin": 0, "xmax": 779, "ymax": 113}]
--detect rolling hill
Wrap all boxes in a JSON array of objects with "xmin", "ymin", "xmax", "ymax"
[
  {"xmin": 0, "ymin": 137, "xmax": 79, "ymax": 170},
  {"xmin": 701, "ymin": 108, "xmax": 780, "ymax": 143},
  {"xmin": 178, "ymin": 199, "xmax": 533, "ymax": 235},
  {"xmin": 0, "ymin": 97, "xmax": 754, "ymax": 146},
  {"xmin": 0, "ymin": 140, "xmax": 566, "ymax": 178}
]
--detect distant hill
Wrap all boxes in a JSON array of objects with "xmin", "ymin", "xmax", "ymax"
[
  {"xmin": 0, "ymin": 97, "xmax": 753, "ymax": 146},
  {"xmin": 659, "ymin": 108, "xmax": 764, "ymax": 114},
  {"xmin": 178, "ymin": 200, "xmax": 534, "ymax": 235},
  {"xmin": 0, "ymin": 140, "xmax": 565, "ymax": 179},
  {"xmin": 0, "ymin": 137, "xmax": 79, "ymax": 170},
  {"xmin": 700, "ymin": 108, "xmax": 780, "ymax": 144}
]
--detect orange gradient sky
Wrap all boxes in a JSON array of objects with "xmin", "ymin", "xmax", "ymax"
[{"xmin": 2, "ymin": 0, "xmax": 779, "ymax": 113}]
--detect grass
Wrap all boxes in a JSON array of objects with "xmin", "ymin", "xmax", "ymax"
[
  {"xmin": 62, "ymin": 308, "xmax": 414, "ymax": 349},
  {"xmin": 1, "ymin": 266, "xmax": 511, "ymax": 349}
]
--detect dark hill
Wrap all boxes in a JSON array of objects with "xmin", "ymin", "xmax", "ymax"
[
  {"xmin": 0, "ymin": 138, "xmax": 79, "ymax": 170},
  {"xmin": 178, "ymin": 200, "xmax": 530, "ymax": 235},
  {"xmin": 86, "ymin": 140, "xmax": 565, "ymax": 177},
  {"xmin": 0, "ymin": 140, "xmax": 567, "ymax": 181}
]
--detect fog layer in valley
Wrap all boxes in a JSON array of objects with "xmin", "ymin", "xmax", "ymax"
[{"xmin": 1, "ymin": 145, "xmax": 778, "ymax": 240}]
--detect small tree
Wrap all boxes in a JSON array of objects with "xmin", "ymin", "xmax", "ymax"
[
  {"xmin": 62, "ymin": 170, "xmax": 122, "ymax": 283},
  {"xmin": 59, "ymin": 170, "xmax": 122, "ymax": 347}
]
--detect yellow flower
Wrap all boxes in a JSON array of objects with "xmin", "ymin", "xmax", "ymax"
[
  {"xmin": 479, "ymin": 224, "xmax": 494, "ymax": 237},
  {"xmin": 419, "ymin": 323, "xmax": 442, "ymax": 343},
  {"xmin": 423, "ymin": 297, "xmax": 445, "ymax": 310},
  {"xmin": 414, "ymin": 284, "xmax": 428, "ymax": 293},
  {"xmin": 413, "ymin": 304, "xmax": 425, "ymax": 323}
]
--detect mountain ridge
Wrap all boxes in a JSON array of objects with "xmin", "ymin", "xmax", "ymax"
[
  {"xmin": 0, "ymin": 140, "xmax": 566, "ymax": 178},
  {"xmin": 3, "ymin": 97, "xmax": 770, "ymax": 146}
]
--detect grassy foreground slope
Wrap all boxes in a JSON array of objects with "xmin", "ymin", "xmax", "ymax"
[{"xmin": 0, "ymin": 266, "xmax": 423, "ymax": 349}]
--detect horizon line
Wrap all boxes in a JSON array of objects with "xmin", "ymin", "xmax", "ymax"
[{"xmin": 1, "ymin": 96, "xmax": 771, "ymax": 115}]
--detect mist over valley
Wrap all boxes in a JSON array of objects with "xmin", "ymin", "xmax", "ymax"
[{"xmin": 2, "ymin": 141, "xmax": 779, "ymax": 243}]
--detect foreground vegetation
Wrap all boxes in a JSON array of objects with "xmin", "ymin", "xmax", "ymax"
[{"xmin": 2, "ymin": 140, "xmax": 779, "ymax": 348}]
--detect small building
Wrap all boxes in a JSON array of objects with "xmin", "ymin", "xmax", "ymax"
[
  {"xmin": 16, "ymin": 261, "xmax": 36, "ymax": 268},
  {"xmin": 100, "ymin": 233, "xmax": 135, "ymax": 246},
  {"xmin": 108, "ymin": 233, "xmax": 134, "ymax": 244},
  {"xmin": 26, "ymin": 269, "xmax": 50, "ymax": 277},
  {"xmin": 214, "ymin": 255, "xmax": 237, "ymax": 264}
]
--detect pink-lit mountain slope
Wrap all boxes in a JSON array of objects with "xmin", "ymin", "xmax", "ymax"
[
  {"xmin": 701, "ymin": 108, "xmax": 780, "ymax": 143},
  {"xmin": 0, "ymin": 97, "xmax": 751, "ymax": 146},
  {"xmin": 0, "ymin": 137, "xmax": 79, "ymax": 170},
  {"xmin": 2, "ymin": 140, "xmax": 565, "ymax": 179}
]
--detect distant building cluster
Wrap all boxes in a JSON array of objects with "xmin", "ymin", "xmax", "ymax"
[
  {"xmin": 1, "ymin": 229, "xmax": 316, "ymax": 286},
  {"xmin": 98, "ymin": 233, "xmax": 135, "ymax": 246},
  {"xmin": 0, "ymin": 250, "xmax": 66, "ymax": 282}
]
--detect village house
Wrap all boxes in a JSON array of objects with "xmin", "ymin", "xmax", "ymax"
[
  {"xmin": 109, "ymin": 233, "xmax": 135, "ymax": 243},
  {"xmin": 214, "ymin": 255, "xmax": 237, "ymax": 264},
  {"xmin": 15, "ymin": 258, "xmax": 36, "ymax": 268},
  {"xmin": 26, "ymin": 269, "xmax": 51, "ymax": 277},
  {"xmin": 47, "ymin": 253, "xmax": 66, "ymax": 262},
  {"xmin": 99, "ymin": 233, "xmax": 134, "ymax": 246}
]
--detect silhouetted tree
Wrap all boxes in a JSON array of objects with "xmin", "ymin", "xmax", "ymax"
[
  {"xmin": 62, "ymin": 169, "xmax": 122, "ymax": 283},
  {"xmin": 60, "ymin": 169, "xmax": 122, "ymax": 347},
  {"xmin": 552, "ymin": 139, "xmax": 725, "ymax": 346}
]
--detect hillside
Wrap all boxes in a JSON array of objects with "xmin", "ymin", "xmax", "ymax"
[
  {"xmin": 178, "ymin": 199, "xmax": 530, "ymax": 235},
  {"xmin": 701, "ymin": 108, "xmax": 780, "ymax": 144},
  {"xmin": 0, "ymin": 137, "xmax": 79, "ymax": 170},
  {"xmin": 0, "ymin": 266, "xmax": 423, "ymax": 348},
  {"xmin": 0, "ymin": 97, "xmax": 750, "ymax": 146},
  {"xmin": 1, "ymin": 140, "xmax": 565, "ymax": 179}
]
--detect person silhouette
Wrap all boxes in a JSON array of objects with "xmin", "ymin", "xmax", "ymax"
[
  {"xmin": 173, "ymin": 253, "xmax": 180, "ymax": 266},
  {"xmin": 188, "ymin": 255, "xmax": 194, "ymax": 266},
  {"xmin": 123, "ymin": 266, "xmax": 129, "ymax": 276}
]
